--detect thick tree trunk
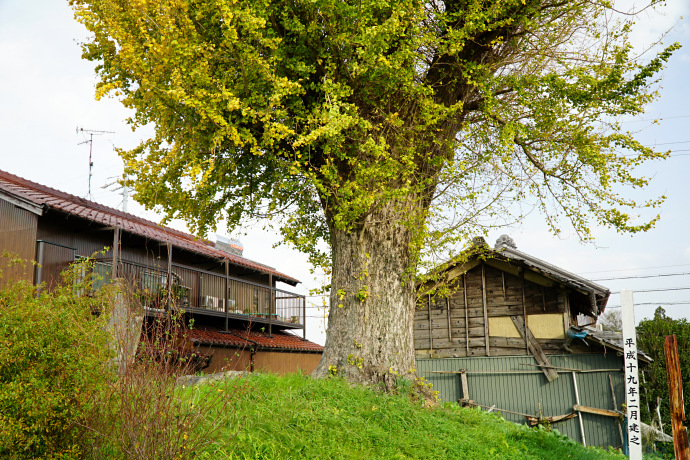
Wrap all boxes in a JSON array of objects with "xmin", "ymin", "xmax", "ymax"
[{"xmin": 312, "ymin": 200, "xmax": 419, "ymax": 390}]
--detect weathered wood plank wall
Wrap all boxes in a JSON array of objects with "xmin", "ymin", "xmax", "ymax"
[{"xmin": 415, "ymin": 263, "xmax": 570, "ymax": 358}]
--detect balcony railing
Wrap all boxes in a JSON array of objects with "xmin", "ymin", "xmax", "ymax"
[
  {"xmin": 90, "ymin": 258, "xmax": 306, "ymax": 336},
  {"xmin": 32, "ymin": 241, "xmax": 306, "ymax": 337}
]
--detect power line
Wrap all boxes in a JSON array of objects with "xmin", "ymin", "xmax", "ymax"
[
  {"xmin": 621, "ymin": 148, "xmax": 690, "ymax": 157},
  {"xmin": 592, "ymin": 272, "xmax": 690, "ymax": 281},
  {"xmin": 606, "ymin": 301, "xmax": 690, "ymax": 309},
  {"xmin": 644, "ymin": 140, "xmax": 690, "ymax": 146},
  {"xmin": 610, "ymin": 287, "xmax": 690, "ymax": 295},
  {"xmin": 621, "ymin": 114, "xmax": 690, "ymax": 123},
  {"xmin": 581, "ymin": 263, "xmax": 690, "ymax": 275}
]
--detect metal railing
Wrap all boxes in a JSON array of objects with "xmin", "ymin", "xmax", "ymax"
[{"xmin": 91, "ymin": 257, "xmax": 306, "ymax": 334}]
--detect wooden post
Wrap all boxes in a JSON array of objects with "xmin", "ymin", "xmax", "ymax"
[
  {"xmin": 268, "ymin": 273, "xmax": 273, "ymax": 337},
  {"xmin": 665, "ymin": 334, "xmax": 690, "ymax": 460},
  {"xmin": 572, "ymin": 372, "xmax": 587, "ymax": 446},
  {"xmin": 446, "ymin": 297, "xmax": 452, "ymax": 341},
  {"xmin": 481, "ymin": 262, "xmax": 490, "ymax": 356},
  {"xmin": 427, "ymin": 294, "xmax": 433, "ymax": 353},
  {"xmin": 463, "ymin": 274, "xmax": 469, "ymax": 356},
  {"xmin": 511, "ymin": 315, "xmax": 558, "ymax": 381},
  {"xmin": 166, "ymin": 242, "xmax": 173, "ymax": 308},
  {"xmin": 302, "ymin": 294, "xmax": 306, "ymax": 340},
  {"xmin": 460, "ymin": 369, "xmax": 469, "ymax": 400},
  {"xmin": 224, "ymin": 260, "xmax": 229, "ymax": 331},
  {"xmin": 563, "ymin": 294, "xmax": 571, "ymax": 338},
  {"xmin": 501, "ymin": 272, "xmax": 506, "ymax": 301},
  {"xmin": 112, "ymin": 227, "xmax": 120, "ymax": 279},
  {"xmin": 197, "ymin": 272, "xmax": 203, "ymax": 310},
  {"xmin": 521, "ymin": 270, "xmax": 528, "ymax": 355}
]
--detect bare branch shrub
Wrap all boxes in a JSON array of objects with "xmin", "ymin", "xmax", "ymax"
[{"xmin": 82, "ymin": 280, "xmax": 241, "ymax": 459}]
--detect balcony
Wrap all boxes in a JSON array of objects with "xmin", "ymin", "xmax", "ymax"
[
  {"xmin": 32, "ymin": 240, "xmax": 306, "ymax": 336},
  {"xmin": 89, "ymin": 258, "xmax": 306, "ymax": 334}
]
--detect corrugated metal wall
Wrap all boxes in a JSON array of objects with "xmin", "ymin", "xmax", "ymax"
[
  {"xmin": 417, "ymin": 354, "xmax": 625, "ymax": 449},
  {"xmin": 0, "ymin": 198, "xmax": 38, "ymax": 287}
]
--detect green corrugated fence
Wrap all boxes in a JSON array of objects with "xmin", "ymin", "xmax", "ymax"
[{"xmin": 416, "ymin": 354, "xmax": 626, "ymax": 449}]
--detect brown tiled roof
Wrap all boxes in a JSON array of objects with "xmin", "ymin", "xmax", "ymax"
[
  {"xmin": 0, "ymin": 169, "xmax": 299, "ymax": 285},
  {"xmin": 187, "ymin": 326, "xmax": 324, "ymax": 352}
]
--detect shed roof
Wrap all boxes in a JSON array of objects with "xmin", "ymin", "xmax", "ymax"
[
  {"xmin": 423, "ymin": 236, "xmax": 610, "ymax": 317},
  {"xmin": 569, "ymin": 326, "xmax": 653, "ymax": 363},
  {"xmin": 493, "ymin": 237, "xmax": 609, "ymax": 297},
  {"xmin": 0, "ymin": 169, "xmax": 299, "ymax": 285},
  {"xmin": 187, "ymin": 326, "xmax": 324, "ymax": 352}
]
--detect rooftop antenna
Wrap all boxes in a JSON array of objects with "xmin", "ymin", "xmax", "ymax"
[
  {"xmin": 102, "ymin": 174, "xmax": 130, "ymax": 213},
  {"xmin": 76, "ymin": 126, "xmax": 114, "ymax": 199}
]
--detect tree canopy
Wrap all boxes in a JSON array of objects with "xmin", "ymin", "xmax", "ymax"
[
  {"xmin": 71, "ymin": 0, "xmax": 678, "ymax": 385},
  {"xmin": 72, "ymin": 0, "xmax": 675, "ymax": 264},
  {"xmin": 637, "ymin": 307, "xmax": 690, "ymax": 435}
]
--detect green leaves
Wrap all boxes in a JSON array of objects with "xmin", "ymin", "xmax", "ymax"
[
  {"xmin": 0, "ymin": 261, "xmax": 113, "ymax": 458},
  {"xmin": 637, "ymin": 308, "xmax": 690, "ymax": 433},
  {"xmin": 72, "ymin": 0, "xmax": 677, "ymax": 273}
]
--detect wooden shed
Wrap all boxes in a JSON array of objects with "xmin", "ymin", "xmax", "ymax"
[
  {"xmin": 415, "ymin": 236, "xmax": 648, "ymax": 450},
  {"xmin": 415, "ymin": 235, "xmax": 610, "ymax": 371}
]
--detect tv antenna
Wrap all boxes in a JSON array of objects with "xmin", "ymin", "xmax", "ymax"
[
  {"xmin": 76, "ymin": 127, "xmax": 114, "ymax": 198},
  {"xmin": 102, "ymin": 174, "xmax": 130, "ymax": 213}
]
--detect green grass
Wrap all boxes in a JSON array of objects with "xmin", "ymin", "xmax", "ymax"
[{"xmin": 191, "ymin": 373, "xmax": 624, "ymax": 460}]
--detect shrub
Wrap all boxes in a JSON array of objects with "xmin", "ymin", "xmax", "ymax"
[
  {"xmin": 0, "ymin": 259, "xmax": 113, "ymax": 459},
  {"xmin": 84, "ymin": 288, "xmax": 232, "ymax": 459},
  {"xmin": 0, "ymin": 257, "xmax": 234, "ymax": 459}
]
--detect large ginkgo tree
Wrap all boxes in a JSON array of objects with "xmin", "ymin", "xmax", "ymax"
[{"xmin": 71, "ymin": 0, "xmax": 676, "ymax": 388}]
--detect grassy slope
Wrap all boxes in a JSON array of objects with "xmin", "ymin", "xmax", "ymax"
[{"xmin": 192, "ymin": 373, "xmax": 624, "ymax": 460}]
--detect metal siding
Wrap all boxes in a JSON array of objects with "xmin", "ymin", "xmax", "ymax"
[
  {"xmin": 0, "ymin": 198, "xmax": 38, "ymax": 286},
  {"xmin": 37, "ymin": 214, "xmax": 115, "ymax": 259},
  {"xmin": 417, "ymin": 354, "xmax": 625, "ymax": 448}
]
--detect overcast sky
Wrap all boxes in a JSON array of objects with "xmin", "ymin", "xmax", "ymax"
[{"xmin": 1, "ymin": 1, "xmax": 689, "ymax": 344}]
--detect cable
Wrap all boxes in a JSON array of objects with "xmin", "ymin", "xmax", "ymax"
[
  {"xmin": 610, "ymin": 287, "xmax": 690, "ymax": 294},
  {"xmin": 581, "ymin": 263, "xmax": 690, "ymax": 275},
  {"xmin": 644, "ymin": 140, "xmax": 690, "ymax": 146},
  {"xmin": 592, "ymin": 272, "xmax": 690, "ymax": 281},
  {"xmin": 621, "ymin": 114, "xmax": 690, "ymax": 123},
  {"xmin": 606, "ymin": 301, "xmax": 690, "ymax": 309},
  {"xmin": 621, "ymin": 149, "xmax": 690, "ymax": 157}
]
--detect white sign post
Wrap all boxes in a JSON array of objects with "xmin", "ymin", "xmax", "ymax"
[{"xmin": 621, "ymin": 289, "xmax": 642, "ymax": 459}]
